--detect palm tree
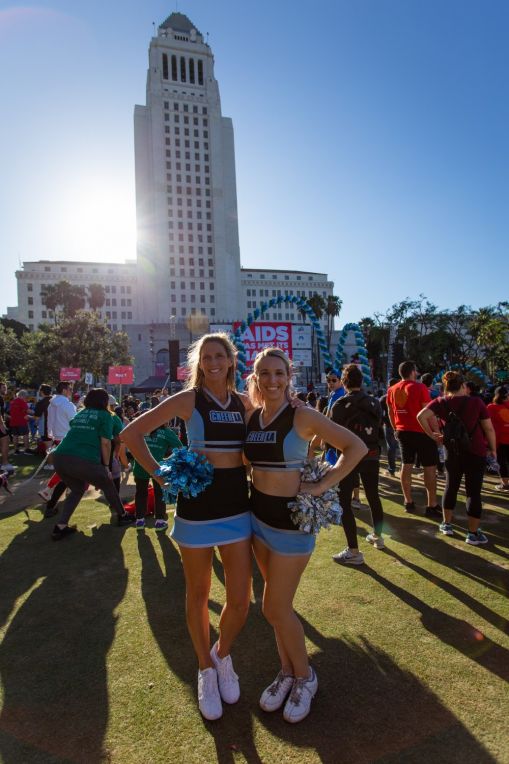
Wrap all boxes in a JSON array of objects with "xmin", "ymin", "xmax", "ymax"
[
  {"xmin": 325, "ymin": 295, "xmax": 342, "ymax": 352},
  {"xmin": 41, "ymin": 282, "xmax": 68, "ymax": 325},
  {"xmin": 88, "ymin": 283, "xmax": 106, "ymax": 312},
  {"xmin": 63, "ymin": 285, "xmax": 86, "ymax": 317},
  {"xmin": 306, "ymin": 294, "xmax": 326, "ymax": 381}
]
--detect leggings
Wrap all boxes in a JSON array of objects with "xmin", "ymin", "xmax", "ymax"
[
  {"xmin": 53, "ymin": 453, "xmax": 125, "ymax": 525},
  {"xmin": 134, "ymin": 477, "xmax": 167, "ymax": 520},
  {"xmin": 497, "ymin": 444, "xmax": 509, "ymax": 478},
  {"xmin": 443, "ymin": 453, "xmax": 486, "ymax": 518},
  {"xmin": 339, "ymin": 458, "xmax": 384, "ymax": 548}
]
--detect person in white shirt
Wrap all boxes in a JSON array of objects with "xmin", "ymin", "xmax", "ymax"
[
  {"xmin": 38, "ymin": 382, "xmax": 77, "ymax": 510},
  {"xmin": 47, "ymin": 382, "xmax": 77, "ymax": 441}
]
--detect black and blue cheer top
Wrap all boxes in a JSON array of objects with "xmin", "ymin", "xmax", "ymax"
[
  {"xmin": 244, "ymin": 402, "xmax": 308, "ymax": 471},
  {"xmin": 186, "ymin": 388, "xmax": 246, "ymax": 453}
]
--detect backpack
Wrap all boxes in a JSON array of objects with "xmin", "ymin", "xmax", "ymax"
[
  {"xmin": 441, "ymin": 398, "xmax": 478, "ymax": 457},
  {"xmin": 334, "ymin": 392, "xmax": 382, "ymax": 450}
]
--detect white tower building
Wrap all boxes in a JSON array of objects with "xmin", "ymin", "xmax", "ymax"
[{"xmin": 134, "ymin": 12, "xmax": 243, "ymax": 328}]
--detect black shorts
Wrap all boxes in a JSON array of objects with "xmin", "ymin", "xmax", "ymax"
[
  {"xmin": 250, "ymin": 485, "xmax": 299, "ymax": 531},
  {"xmin": 176, "ymin": 466, "xmax": 249, "ymax": 521},
  {"xmin": 397, "ymin": 431, "xmax": 438, "ymax": 467}
]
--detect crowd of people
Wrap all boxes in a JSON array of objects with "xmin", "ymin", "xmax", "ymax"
[{"xmin": 1, "ymin": 339, "xmax": 508, "ymax": 725}]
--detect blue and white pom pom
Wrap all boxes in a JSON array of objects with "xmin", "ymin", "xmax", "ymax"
[
  {"xmin": 154, "ymin": 447, "xmax": 214, "ymax": 502},
  {"xmin": 288, "ymin": 459, "xmax": 343, "ymax": 535}
]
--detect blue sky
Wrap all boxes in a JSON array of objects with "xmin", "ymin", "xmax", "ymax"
[{"xmin": 1, "ymin": 0, "xmax": 507, "ymax": 326}]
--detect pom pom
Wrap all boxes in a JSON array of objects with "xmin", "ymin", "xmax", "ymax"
[
  {"xmin": 288, "ymin": 459, "xmax": 343, "ymax": 535},
  {"xmin": 154, "ymin": 448, "xmax": 214, "ymax": 502}
]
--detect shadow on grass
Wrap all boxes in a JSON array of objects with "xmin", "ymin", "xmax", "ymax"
[
  {"xmin": 205, "ymin": 601, "xmax": 498, "ymax": 764},
  {"xmin": 357, "ymin": 563, "xmax": 509, "ymax": 684},
  {"xmin": 0, "ymin": 517, "xmax": 128, "ymax": 764},
  {"xmin": 384, "ymin": 547, "xmax": 509, "ymax": 635}
]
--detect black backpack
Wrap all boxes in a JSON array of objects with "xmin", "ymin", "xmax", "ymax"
[
  {"xmin": 441, "ymin": 398, "xmax": 478, "ymax": 457},
  {"xmin": 333, "ymin": 392, "xmax": 382, "ymax": 450}
]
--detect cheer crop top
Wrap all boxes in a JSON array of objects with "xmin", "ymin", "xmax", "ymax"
[
  {"xmin": 186, "ymin": 388, "xmax": 246, "ymax": 453},
  {"xmin": 244, "ymin": 403, "xmax": 308, "ymax": 471}
]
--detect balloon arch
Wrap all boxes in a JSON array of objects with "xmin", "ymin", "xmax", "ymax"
[
  {"xmin": 229, "ymin": 295, "xmax": 372, "ymax": 389},
  {"xmin": 433, "ymin": 364, "xmax": 488, "ymax": 386}
]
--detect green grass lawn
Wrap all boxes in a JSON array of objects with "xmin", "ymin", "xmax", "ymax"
[{"xmin": 0, "ymin": 472, "xmax": 508, "ymax": 764}]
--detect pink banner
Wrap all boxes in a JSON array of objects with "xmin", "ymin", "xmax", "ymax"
[
  {"xmin": 177, "ymin": 366, "xmax": 189, "ymax": 381},
  {"xmin": 107, "ymin": 366, "xmax": 134, "ymax": 384},
  {"xmin": 232, "ymin": 322, "xmax": 293, "ymax": 366},
  {"xmin": 59, "ymin": 367, "xmax": 81, "ymax": 382}
]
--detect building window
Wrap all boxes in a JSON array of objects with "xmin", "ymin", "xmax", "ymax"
[
  {"xmin": 180, "ymin": 56, "xmax": 186, "ymax": 82},
  {"xmin": 189, "ymin": 58, "xmax": 195, "ymax": 83},
  {"xmin": 171, "ymin": 55, "xmax": 178, "ymax": 81},
  {"xmin": 27, "ymin": 283, "xmax": 33, "ymax": 292},
  {"xmin": 197, "ymin": 59, "xmax": 204, "ymax": 85},
  {"xmin": 28, "ymin": 310, "xmax": 34, "ymax": 318},
  {"xmin": 41, "ymin": 311, "xmax": 47, "ymax": 319},
  {"xmin": 162, "ymin": 53, "xmax": 169, "ymax": 80}
]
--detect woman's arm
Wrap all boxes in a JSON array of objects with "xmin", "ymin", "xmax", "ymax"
[
  {"xmin": 100, "ymin": 437, "xmax": 112, "ymax": 468},
  {"xmin": 480, "ymin": 418, "xmax": 497, "ymax": 455},
  {"xmin": 294, "ymin": 408, "xmax": 367, "ymax": 494},
  {"xmin": 417, "ymin": 407, "xmax": 443, "ymax": 441},
  {"xmin": 120, "ymin": 390, "xmax": 194, "ymax": 479}
]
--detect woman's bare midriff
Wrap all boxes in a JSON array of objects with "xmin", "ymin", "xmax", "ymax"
[
  {"xmin": 251, "ymin": 468, "xmax": 301, "ymax": 497},
  {"xmin": 195, "ymin": 450, "xmax": 244, "ymax": 469}
]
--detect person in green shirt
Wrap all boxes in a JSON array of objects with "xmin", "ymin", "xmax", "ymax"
[
  {"xmin": 133, "ymin": 424, "xmax": 182, "ymax": 530},
  {"xmin": 51, "ymin": 388, "xmax": 135, "ymax": 540}
]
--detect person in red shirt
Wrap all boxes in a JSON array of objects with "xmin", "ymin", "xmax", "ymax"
[
  {"xmin": 9, "ymin": 390, "xmax": 31, "ymax": 454},
  {"xmin": 487, "ymin": 386, "xmax": 509, "ymax": 491},
  {"xmin": 387, "ymin": 361, "xmax": 440, "ymax": 517}
]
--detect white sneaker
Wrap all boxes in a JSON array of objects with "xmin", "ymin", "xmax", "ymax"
[
  {"xmin": 197, "ymin": 667, "xmax": 223, "ymax": 720},
  {"xmin": 1, "ymin": 463, "xmax": 15, "ymax": 473},
  {"xmin": 259, "ymin": 670, "xmax": 294, "ymax": 712},
  {"xmin": 283, "ymin": 668, "xmax": 318, "ymax": 723},
  {"xmin": 332, "ymin": 548, "xmax": 365, "ymax": 565},
  {"xmin": 210, "ymin": 642, "xmax": 240, "ymax": 704},
  {"xmin": 366, "ymin": 533, "xmax": 385, "ymax": 549},
  {"xmin": 38, "ymin": 487, "xmax": 52, "ymax": 502},
  {"xmin": 351, "ymin": 498, "xmax": 362, "ymax": 509},
  {"xmin": 43, "ymin": 464, "xmax": 54, "ymax": 471}
]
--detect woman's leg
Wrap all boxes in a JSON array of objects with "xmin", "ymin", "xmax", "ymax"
[
  {"xmin": 151, "ymin": 479, "xmax": 167, "ymax": 520},
  {"xmin": 253, "ymin": 537, "xmax": 293, "ymax": 674},
  {"xmin": 134, "ymin": 477, "xmax": 149, "ymax": 519},
  {"xmin": 260, "ymin": 546, "xmax": 312, "ymax": 678},
  {"xmin": 179, "ymin": 545, "xmax": 214, "ymax": 670},
  {"xmin": 464, "ymin": 455, "xmax": 486, "ymax": 533},
  {"xmin": 497, "ymin": 444, "xmax": 509, "ymax": 486},
  {"xmin": 338, "ymin": 470, "xmax": 359, "ymax": 550},
  {"xmin": 360, "ymin": 460, "xmax": 384, "ymax": 536},
  {"xmin": 442, "ymin": 458, "xmax": 463, "ymax": 523},
  {"xmin": 216, "ymin": 539, "xmax": 252, "ymax": 657}
]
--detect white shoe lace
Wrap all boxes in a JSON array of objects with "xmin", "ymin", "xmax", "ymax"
[
  {"xmin": 267, "ymin": 670, "xmax": 288, "ymax": 696},
  {"xmin": 216, "ymin": 654, "xmax": 238, "ymax": 685}
]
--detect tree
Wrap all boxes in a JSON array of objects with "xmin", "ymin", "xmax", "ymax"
[
  {"xmin": 306, "ymin": 294, "xmax": 326, "ymax": 380},
  {"xmin": 88, "ymin": 283, "xmax": 106, "ymax": 312},
  {"xmin": 0, "ymin": 318, "xmax": 29, "ymax": 339},
  {"xmin": 0, "ymin": 324, "xmax": 23, "ymax": 379},
  {"xmin": 41, "ymin": 280, "xmax": 86, "ymax": 323},
  {"xmin": 470, "ymin": 303, "xmax": 509, "ymax": 377},
  {"xmin": 325, "ymin": 295, "xmax": 342, "ymax": 352},
  {"xmin": 15, "ymin": 311, "xmax": 133, "ymax": 386}
]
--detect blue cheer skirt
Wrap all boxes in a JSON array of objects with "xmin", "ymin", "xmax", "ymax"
[{"xmin": 171, "ymin": 511, "xmax": 252, "ymax": 548}]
